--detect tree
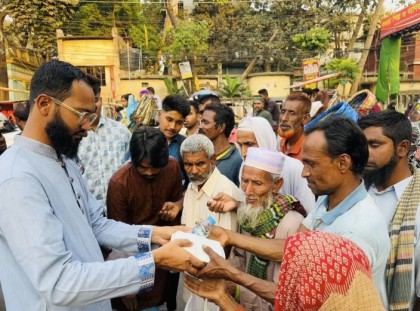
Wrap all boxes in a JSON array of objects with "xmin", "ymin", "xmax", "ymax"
[
  {"xmin": 326, "ymin": 58, "xmax": 359, "ymax": 87},
  {"xmin": 62, "ymin": 1, "xmax": 163, "ymax": 60},
  {"xmin": 0, "ymin": 0, "xmax": 78, "ymax": 100},
  {"xmin": 292, "ymin": 27, "xmax": 331, "ymax": 53},
  {"xmin": 165, "ymin": 20, "xmax": 209, "ymax": 92},
  {"xmin": 4, "ymin": 0, "xmax": 78, "ymax": 51}
]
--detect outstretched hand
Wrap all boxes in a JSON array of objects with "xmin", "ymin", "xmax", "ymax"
[
  {"xmin": 184, "ymin": 274, "xmax": 227, "ymax": 303},
  {"xmin": 158, "ymin": 202, "xmax": 181, "ymax": 221},
  {"xmin": 207, "ymin": 225, "xmax": 230, "ymax": 247},
  {"xmin": 207, "ymin": 192, "xmax": 238, "ymax": 213},
  {"xmin": 195, "ymin": 246, "xmax": 233, "ymax": 279},
  {"xmin": 152, "ymin": 239, "xmax": 206, "ymax": 275}
]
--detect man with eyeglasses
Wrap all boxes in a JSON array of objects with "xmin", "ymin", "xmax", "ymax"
[
  {"xmin": 0, "ymin": 60, "xmax": 204, "ymax": 311},
  {"xmin": 77, "ymin": 75, "xmax": 131, "ymax": 211}
]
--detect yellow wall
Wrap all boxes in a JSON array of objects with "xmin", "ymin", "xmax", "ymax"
[
  {"xmin": 247, "ymin": 73, "xmax": 291, "ymax": 98},
  {"xmin": 118, "ymin": 78, "xmax": 169, "ymax": 103}
]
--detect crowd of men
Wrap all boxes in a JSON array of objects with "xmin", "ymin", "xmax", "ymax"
[{"xmin": 0, "ymin": 60, "xmax": 419, "ymax": 311}]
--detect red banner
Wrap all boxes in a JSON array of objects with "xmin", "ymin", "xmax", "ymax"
[{"xmin": 380, "ymin": 2, "xmax": 420, "ymax": 39}]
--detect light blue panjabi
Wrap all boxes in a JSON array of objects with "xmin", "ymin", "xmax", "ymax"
[{"xmin": 0, "ymin": 136, "xmax": 155, "ymax": 311}]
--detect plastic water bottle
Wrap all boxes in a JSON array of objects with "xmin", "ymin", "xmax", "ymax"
[{"xmin": 192, "ymin": 216, "xmax": 216, "ymax": 238}]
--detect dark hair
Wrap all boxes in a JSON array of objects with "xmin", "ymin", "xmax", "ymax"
[
  {"xmin": 285, "ymin": 93, "xmax": 312, "ymax": 114},
  {"xmin": 162, "ymin": 95, "xmax": 190, "ymax": 118},
  {"xmin": 13, "ymin": 102, "xmax": 30, "ymax": 121},
  {"xmin": 358, "ymin": 110, "xmax": 412, "ymax": 147},
  {"xmin": 86, "ymin": 75, "xmax": 101, "ymax": 96},
  {"xmin": 198, "ymin": 94, "xmax": 220, "ymax": 105},
  {"xmin": 258, "ymin": 89, "xmax": 268, "ymax": 96},
  {"xmin": 305, "ymin": 115, "xmax": 368, "ymax": 174},
  {"xmin": 146, "ymin": 87, "xmax": 155, "ymax": 94},
  {"xmin": 121, "ymin": 94, "xmax": 131, "ymax": 101},
  {"xmin": 29, "ymin": 60, "xmax": 91, "ymax": 108},
  {"xmin": 302, "ymin": 88, "xmax": 313, "ymax": 96},
  {"xmin": 130, "ymin": 126, "xmax": 168, "ymax": 168},
  {"xmin": 189, "ymin": 99, "xmax": 199, "ymax": 114},
  {"xmin": 203, "ymin": 103, "xmax": 235, "ymax": 138}
]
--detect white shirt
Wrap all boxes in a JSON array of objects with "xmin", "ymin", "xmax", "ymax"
[
  {"xmin": 182, "ymin": 167, "xmax": 241, "ymax": 231},
  {"xmin": 302, "ymin": 181, "xmax": 390, "ymax": 306},
  {"xmin": 181, "ymin": 167, "xmax": 242, "ymax": 309},
  {"xmin": 369, "ymin": 176, "xmax": 420, "ymax": 310}
]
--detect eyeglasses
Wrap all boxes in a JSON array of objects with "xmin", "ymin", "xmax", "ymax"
[{"xmin": 49, "ymin": 96, "xmax": 97, "ymax": 126}]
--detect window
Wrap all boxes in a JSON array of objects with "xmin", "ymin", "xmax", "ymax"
[{"xmin": 78, "ymin": 66, "xmax": 106, "ymax": 86}]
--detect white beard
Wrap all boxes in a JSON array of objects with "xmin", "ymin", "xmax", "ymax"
[{"xmin": 237, "ymin": 194, "xmax": 272, "ymax": 229}]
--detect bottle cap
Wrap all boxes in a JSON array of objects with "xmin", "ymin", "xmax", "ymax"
[{"xmin": 207, "ymin": 216, "xmax": 216, "ymax": 225}]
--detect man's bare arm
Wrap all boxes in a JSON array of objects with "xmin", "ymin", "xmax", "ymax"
[{"xmin": 209, "ymin": 226, "xmax": 285, "ymax": 261}]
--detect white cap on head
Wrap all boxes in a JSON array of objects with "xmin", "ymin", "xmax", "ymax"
[{"xmin": 244, "ymin": 147, "xmax": 285, "ymax": 174}]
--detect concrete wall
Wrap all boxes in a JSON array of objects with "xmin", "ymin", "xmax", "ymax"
[{"xmin": 246, "ymin": 72, "xmax": 291, "ymax": 98}]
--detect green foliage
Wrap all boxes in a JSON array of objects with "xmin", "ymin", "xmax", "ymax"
[
  {"xmin": 62, "ymin": 1, "xmax": 162, "ymax": 57},
  {"xmin": 165, "ymin": 21, "xmax": 209, "ymax": 61},
  {"xmin": 219, "ymin": 75, "xmax": 248, "ymax": 98},
  {"xmin": 164, "ymin": 77, "xmax": 186, "ymax": 95},
  {"xmin": 3, "ymin": 0, "xmax": 78, "ymax": 51},
  {"xmin": 326, "ymin": 58, "xmax": 359, "ymax": 85},
  {"xmin": 292, "ymin": 27, "xmax": 331, "ymax": 52}
]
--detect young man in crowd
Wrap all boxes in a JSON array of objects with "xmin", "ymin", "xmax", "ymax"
[
  {"xmin": 158, "ymin": 95, "xmax": 190, "ymax": 188},
  {"xmin": 181, "ymin": 99, "xmax": 200, "ymax": 137},
  {"xmin": 258, "ymin": 89, "xmax": 279, "ymax": 131},
  {"xmin": 199, "ymin": 103, "xmax": 242, "ymax": 186},
  {"xmin": 359, "ymin": 110, "xmax": 420, "ymax": 310},
  {"xmin": 77, "ymin": 76, "xmax": 131, "ymax": 210},
  {"xmin": 107, "ymin": 127, "xmax": 184, "ymax": 311}
]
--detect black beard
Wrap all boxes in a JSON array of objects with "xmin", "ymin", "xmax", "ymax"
[
  {"xmin": 363, "ymin": 153, "xmax": 397, "ymax": 189},
  {"xmin": 45, "ymin": 113, "xmax": 80, "ymax": 159}
]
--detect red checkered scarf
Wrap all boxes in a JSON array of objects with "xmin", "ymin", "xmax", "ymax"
[{"xmin": 274, "ymin": 231, "xmax": 382, "ymax": 311}]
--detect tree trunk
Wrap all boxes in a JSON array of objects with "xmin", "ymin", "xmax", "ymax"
[
  {"xmin": 0, "ymin": 12, "xmax": 9, "ymax": 101},
  {"xmin": 350, "ymin": 0, "xmax": 385, "ymax": 95},
  {"xmin": 241, "ymin": 28, "xmax": 279, "ymax": 80},
  {"xmin": 347, "ymin": 0, "xmax": 369, "ymax": 53},
  {"xmin": 166, "ymin": 0, "xmax": 178, "ymax": 28}
]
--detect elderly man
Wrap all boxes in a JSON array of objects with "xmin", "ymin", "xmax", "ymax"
[
  {"xmin": 234, "ymin": 147, "xmax": 306, "ymax": 310},
  {"xmin": 180, "ymin": 134, "xmax": 242, "ymax": 310},
  {"xmin": 181, "ymin": 134, "xmax": 241, "ymax": 231},
  {"xmin": 278, "ymin": 93, "xmax": 311, "ymax": 160},
  {"xmin": 359, "ymin": 111, "xmax": 420, "ymax": 310},
  {"xmin": 205, "ymin": 116, "xmax": 390, "ymax": 305},
  {"xmin": 236, "ymin": 116, "xmax": 315, "ymax": 212}
]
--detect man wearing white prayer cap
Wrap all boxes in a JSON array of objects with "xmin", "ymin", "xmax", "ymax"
[
  {"xmin": 234, "ymin": 147, "xmax": 307, "ymax": 311},
  {"xmin": 236, "ymin": 116, "xmax": 315, "ymax": 213}
]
